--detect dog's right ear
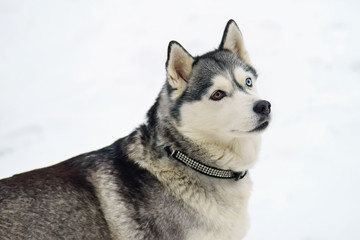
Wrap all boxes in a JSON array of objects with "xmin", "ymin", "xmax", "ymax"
[{"xmin": 166, "ymin": 41, "xmax": 194, "ymax": 98}]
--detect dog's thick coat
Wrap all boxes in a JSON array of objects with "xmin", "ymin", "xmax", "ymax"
[{"xmin": 0, "ymin": 20, "xmax": 271, "ymax": 240}]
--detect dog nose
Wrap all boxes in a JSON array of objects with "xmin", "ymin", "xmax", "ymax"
[{"xmin": 253, "ymin": 100, "xmax": 271, "ymax": 116}]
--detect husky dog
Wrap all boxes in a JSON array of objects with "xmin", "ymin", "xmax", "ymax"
[{"xmin": 0, "ymin": 20, "xmax": 271, "ymax": 240}]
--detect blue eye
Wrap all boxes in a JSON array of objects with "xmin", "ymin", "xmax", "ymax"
[{"xmin": 245, "ymin": 78, "xmax": 252, "ymax": 87}]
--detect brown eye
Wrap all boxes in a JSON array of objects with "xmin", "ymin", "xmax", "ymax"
[{"xmin": 210, "ymin": 90, "xmax": 226, "ymax": 101}]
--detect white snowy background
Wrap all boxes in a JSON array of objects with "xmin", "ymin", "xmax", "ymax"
[{"xmin": 1, "ymin": 0, "xmax": 359, "ymax": 239}]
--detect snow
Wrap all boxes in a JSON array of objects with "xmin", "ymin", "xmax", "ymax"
[{"xmin": 1, "ymin": 0, "xmax": 360, "ymax": 239}]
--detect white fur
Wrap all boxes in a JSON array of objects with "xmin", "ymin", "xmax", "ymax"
[
  {"xmin": 178, "ymin": 67, "xmax": 261, "ymax": 171},
  {"xmin": 186, "ymin": 176, "xmax": 252, "ymax": 240}
]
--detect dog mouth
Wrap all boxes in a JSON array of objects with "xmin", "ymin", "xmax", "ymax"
[
  {"xmin": 249, "ymin": 121, "xmax": 269, "ymax": 132},
  {"xmin": 230, "ymin": 120, "xmax": 270, "ymax": 134}
]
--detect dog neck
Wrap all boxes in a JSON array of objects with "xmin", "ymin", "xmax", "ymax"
[
  {"xmin": 180, "ymin": 132, "xmax": 261, "ymax": 172},
  {"xmin": 151, "ymin": 121, "xmax": 261, "ymax": 173}
]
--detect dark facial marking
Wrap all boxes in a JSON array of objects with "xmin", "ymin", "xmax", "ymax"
[{"xmin": 229, "ymin": 70, "xmax": 245, "ymax": 92}]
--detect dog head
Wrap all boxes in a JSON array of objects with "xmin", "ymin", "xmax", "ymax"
[{"xmin": 165, "ymin": 20, "xmax": 271, "ymax": 142}]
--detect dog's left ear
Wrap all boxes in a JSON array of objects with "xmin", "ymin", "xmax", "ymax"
[
  {"xmin": 166, "ymin": 41, "xmax": 194, "ymax": 98},
  {"xmin": 219, "ymin": 20, "xmax": 251, "ymax": 65}
]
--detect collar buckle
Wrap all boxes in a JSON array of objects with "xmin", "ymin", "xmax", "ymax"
[{"xmin": 234, "ymin": 171, "xmax": 247, "ymax": 181}]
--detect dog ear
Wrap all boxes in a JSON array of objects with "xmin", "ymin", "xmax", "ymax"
[
  {"xmin": 219, "ymin": 20, "xmax": 251, "ymax": 65},
  {"xmin": 166, "ymin": 41, "xmax": 194, "ymax": 97}
]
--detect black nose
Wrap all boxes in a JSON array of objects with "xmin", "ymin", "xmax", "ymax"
[{"xmin": 253, "ymin": 100, "xmax": 271, "ymax": 116}]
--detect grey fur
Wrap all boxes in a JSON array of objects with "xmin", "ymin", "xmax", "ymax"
[{"xmin": 0, "ymin": 20, "xmax": 270, "ymax": 240}]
